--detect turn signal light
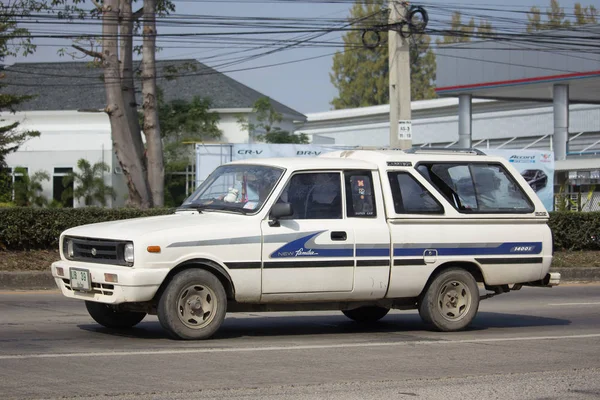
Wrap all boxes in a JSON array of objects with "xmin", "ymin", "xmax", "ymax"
[
  {"xmin": 104, "ymin": 273, "xmax": 118, "ymax": 283},
  {"xmin": 147, "ymin": 246, "xmax": 161, "ymax": 253},
  {"xmin": 56, "ymin": 267, "xmax": 64, "ymax": 277}
]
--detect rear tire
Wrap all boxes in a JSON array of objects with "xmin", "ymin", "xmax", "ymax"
[
  {"xmin": 418, "ymin": 268, "xmax": 479, "ymax": 332},
  {"xmin": 85, "ymin": 301, "xmax": 146, "ymax": 329},
  {"xmin": 342, "ymin": 306, "xmax": 390, "ymax": 323},
  {"xmin": 157, "ymin": 269, "xmax": 227, "ymax": 340}
]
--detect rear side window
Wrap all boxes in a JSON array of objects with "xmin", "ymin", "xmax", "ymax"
[
  {"xmin": 417, "ymin": 163, "xmax": 534, "ymax": 213},
  {"xmin": 388, "ymin": 172, "xmax": 443, "ymax": 214},
  {"xmin": 345, "ymin": 171, "xmax": 376, "ymax": 217}
]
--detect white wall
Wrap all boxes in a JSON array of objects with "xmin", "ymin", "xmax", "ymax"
[
  {"xmin": 2, "ymin": 108, "xmax": 300, "ymax": 207},
  {"xmin": 218, "ymin": 111, "xmax": 298, "ymax": 144},
  {"xmin": 2, "ymin": 110, "xmax": 121, "ymax": 207},
  {"xmin": 296, "ymin": 102, "xmax": 600, "ymax": 147}
]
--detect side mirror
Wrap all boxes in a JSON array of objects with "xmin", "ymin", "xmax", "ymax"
[{"xmin": 269, "ymin": 203, "xmax": 293, "ymax": 227}]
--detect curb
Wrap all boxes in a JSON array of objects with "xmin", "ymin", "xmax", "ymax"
[
  {"xmin": 0, "ymin": 271, "xmax": 57, "ymax": 291},
  {"xmin": 1, "ymin": 268, "xmax": 599, "ymax": 291}
]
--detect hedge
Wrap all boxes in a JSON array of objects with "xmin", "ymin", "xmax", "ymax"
[
  {"xmin": 1, "ymin": 208, "xmax": 600, "ymax": 251},
  {"xmin": 0, "ymin": 207, "xmax": 173, "ymax": 251}
]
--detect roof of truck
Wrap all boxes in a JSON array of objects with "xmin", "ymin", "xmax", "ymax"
[
  {"xmin": 228, "ymin": 156, "xmax": 377, "ymax": 170},
  {"xmin": 227, "ymin": 148, "xmax": 505, "ymax": 171}
]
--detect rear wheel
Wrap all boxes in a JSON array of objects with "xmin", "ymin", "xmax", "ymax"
[
  {"xmin": 342, "ymin": 306, "xmax": 390, "ymax": 323},
  {"xmin": 157, "ymin": 269, "xmax": 227, "ymax": 340},
  {"xmin": 418, "ymin": 268, "xmax": 479, "ymax": 331},
  {"xmin": 85, "ymin": 301, "xmax": 146, "ymax": 329}
]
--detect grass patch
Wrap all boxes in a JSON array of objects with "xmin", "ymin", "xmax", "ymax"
[
  {"xmin": 550, "ymin": 251, "xmax": 600, "ymax": 268},
  {"xmin": 0, "ymin": 250, "xmax": 60, "ymax": 271},
  {"xmin": 0, "ymin": 250, "xmax": 599, "ymax": 272}
]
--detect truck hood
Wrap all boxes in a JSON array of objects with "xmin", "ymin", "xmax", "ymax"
[{"xmin": 62, "ymin": 210, "xmax": 248, "ymax": 241}]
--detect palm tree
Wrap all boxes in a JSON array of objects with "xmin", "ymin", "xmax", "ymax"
[
  {"xmin": 13, "ymin": 167, "xmax": 50, "ymax": 207},
  {"xmin": 63, "ymin": 159, "xmax": 116, "ymax": 207}
]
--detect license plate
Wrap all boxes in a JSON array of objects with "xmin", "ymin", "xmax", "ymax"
[{"xmin": 70, "ymin": 268, "xmax": 91, "ymax": 291}]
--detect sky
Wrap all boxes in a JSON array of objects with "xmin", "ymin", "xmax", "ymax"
[{"xmin": 5, "ymin": 0, "xmax": 592, "ymax": 115}]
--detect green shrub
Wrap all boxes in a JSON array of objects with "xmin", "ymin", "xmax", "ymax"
[
  {"xmin": 0, "ymin": 207, "xmax": 173, "ymax": 250},
  {"xmin": 548, "ymin": 212, "xmax": 600, "ymax": 251},
  {"xmin": 2, "ymin": 207, "xmax": 600, "ymax": 252}
]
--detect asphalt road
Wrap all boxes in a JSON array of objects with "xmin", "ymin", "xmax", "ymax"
[{"xmin": 1, "ymin": 285, "xmax": 599, "ymax": 400}]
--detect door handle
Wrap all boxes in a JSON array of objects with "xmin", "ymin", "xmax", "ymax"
[{"xmin": 331, "ymin": 231, "xmax": 347, "ymax": 241}]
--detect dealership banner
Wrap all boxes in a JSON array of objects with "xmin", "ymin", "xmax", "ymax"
[
  {"xmin": 197, "ymin": 144, "xmax": 555, "ymax": 211},
  {"xmin": 230, "ymin": 144, "xmax": 351, "ymax": 161},
  {"xmin": 484, "ymin": 149, "xmax": 554, "ymax": 211}
]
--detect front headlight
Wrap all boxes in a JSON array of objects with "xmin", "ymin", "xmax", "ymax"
[
  {"xmin": 66, "ymin": 239, "xmax": 74, "ymax": 258},
  {"xmin": 124, "ymin": 243, "xmax": 134, "ymax": 264}
]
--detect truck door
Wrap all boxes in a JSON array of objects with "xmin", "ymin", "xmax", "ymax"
[{"xmin": 260, "ymin": 171, "xmax": 356, "ymax": 294}]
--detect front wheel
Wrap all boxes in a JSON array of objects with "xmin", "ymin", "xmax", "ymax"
[
  {"xmin": 157, "ymin": 269, "xmax": 227, "ymax": 340},
  {"xmin": 418, "ymin": 268, "xmax": 479, "ymax": 332},
  {"xmin": 342, "ymin": 306, "xmax": 390, "ymax": 323},
  {"xmin": 85, "ymin": 301, "xmax": 146, "ymax": 329}
]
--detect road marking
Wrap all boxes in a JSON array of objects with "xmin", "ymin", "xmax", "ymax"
[
  {"xmin": 548, "ymin": 302, "xmax": 600, "ymax": 306},
  {"xmin": 1, "ymin": 333, "xmax": 599, "ymax": 360}
]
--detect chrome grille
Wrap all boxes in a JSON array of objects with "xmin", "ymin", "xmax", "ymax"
[{"xmin": 64, "ymin": 236, "xmax": 131, "ymax": 266}]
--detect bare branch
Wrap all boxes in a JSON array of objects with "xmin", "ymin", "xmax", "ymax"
[
  {"xmin": 72, "ymin": 44, "xmax": 104, "ymax": 60},
  {"xmin": 90, "ymin": 0, "xmax": 103, "ymax": 10},
  {"xmin": 132, "ymin": 7, "xmax": 143, "ymax": 20}
]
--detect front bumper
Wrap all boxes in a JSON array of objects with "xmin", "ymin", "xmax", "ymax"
[{"xmin": 51, "ymin": 260, "xmax": 170, "ymax": 304}]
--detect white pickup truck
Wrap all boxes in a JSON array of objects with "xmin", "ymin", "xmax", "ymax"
[{"xmin": 51, "ymin": 148, "xmax": 559, "ymax": 340}]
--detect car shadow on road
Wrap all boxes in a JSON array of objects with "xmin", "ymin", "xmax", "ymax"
[{"xmin": 76, "ymin": 311, "xmax": 571, "ymax": 341}]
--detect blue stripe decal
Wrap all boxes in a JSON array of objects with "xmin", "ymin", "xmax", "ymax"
[
  {"xmin": 270, "ymin": 231, "xmax": 353, "ymax": 258},
  {"xmin": 356, "ymin": 248, "xmax": 391, "ymax": 257},
  {"xmin": 393, "ymin": 242, "xmax": 542, "ymax": 257}
]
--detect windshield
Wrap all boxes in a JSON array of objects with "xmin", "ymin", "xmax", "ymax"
[{"xmin": 181, "ymin": 164, "xmax": 284, "ymax": 213}]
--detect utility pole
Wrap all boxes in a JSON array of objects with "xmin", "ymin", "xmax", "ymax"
[{"xmin": 388, "ymin": 1, "xmax": 412, "ymax": 149}]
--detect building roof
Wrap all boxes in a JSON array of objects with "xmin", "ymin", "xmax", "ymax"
[
  {"xmin": 1, "ymin": 59, "xmax": 306, "ymax": 120},
  {"xmin": 435, "ymin": 24, "xmax": 600, "ymax": 103}
]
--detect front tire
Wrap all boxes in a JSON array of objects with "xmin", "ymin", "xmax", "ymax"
[
  {"xmin": 342, "ymin": 306, "xmax": 390, "ymax": 323},
  {"xmin": 418, "ymin": 268, "xmax": 479, "ymax": 332},
  {"xmin": 157, "ymin": 269, "xmax": 227, "ymax": 340},
  {"xmin": 85, "ymin": 301, "xmax": 146, "ymax": 329}
]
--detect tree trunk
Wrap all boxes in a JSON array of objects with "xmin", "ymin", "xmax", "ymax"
[
  {"xmin": 141, "ymin": 0, "xmax": 164, "ymax": 207},
  {"xmin": 119, "ymin": 0, "xmax": 147, "ymax": 170},
  {"xmin": 102, "ymin": 0, "xmax": 152, "ymax": 208}
]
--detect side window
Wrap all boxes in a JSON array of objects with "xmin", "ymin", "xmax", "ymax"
[
  {"xmin": 344, "ymin": 171, "xmax": 376, "ymax": 217},
  {"xmin": 277, "ymin": 172, "xmax": 342, "ymax": 219},
  {"xmin": 471, "ymin": 164, "xmax": 533, "ymax": 211},
  {"xmin": 418, "ymin": 163, "xmax": 534, "ymax": 213},
  {"xmin": 388, "ymin": 172, "xmax": 443, "ymax": 214}
]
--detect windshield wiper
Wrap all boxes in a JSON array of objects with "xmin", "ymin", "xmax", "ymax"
[
  {"xmin": 199, "ymin": 205, "xmax": 250, "ymax": 214},
  {"xmin": 176, "ymin": 204, "xmax": 250, "ymax": 214}
]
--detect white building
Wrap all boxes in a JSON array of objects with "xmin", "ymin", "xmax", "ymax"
[
  {"xmin": 295, "ymin": 98, "xmax": 600, "ymax": 210},
  {"xmin": 1, "ymin": 59, "xmax": 306, "ymax": 207}
]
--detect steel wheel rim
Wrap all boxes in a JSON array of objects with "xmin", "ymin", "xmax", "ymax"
[
  {"xmin": 177, "ymin": 284, "xmax": 218, "ymax": 329},
  {"xmin": 437, "ymin": 280, "xmax": 472, "ymax": 322}
]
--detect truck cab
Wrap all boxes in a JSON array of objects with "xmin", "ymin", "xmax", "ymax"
[{"xmin": 51, "ymin": 148, "xmax": 559, "ymax": 339}]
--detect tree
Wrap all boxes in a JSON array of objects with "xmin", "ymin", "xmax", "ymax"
[
  {"xmin": 574, "ymin": 3, "xmax": 598, "ymax": 25},
  {"xmin": 13, "ymin": 167, "xmax": 50, "ymax": 207},
  {"xmin": 62, "ymin": 159, "xmax": 116, "ymax": 207},
  {"xmin": 527, "ymin": 1, "xmax": 596, "ymax": 32},
  {"xmin": 154, "ymin": 89, "xmax": 222, "ymax": 207},
  {"xmin": 436, "ymin": 12, "xmax": 494, "ymax": 44},
  {"xmin": 238, "ymin": 97, "xmax": 309, "ymax": 144},
  {"xmin": 42, "ymin": 0, "xmax": 176, "ymax": 208},
  {"xmin": 330, "ymin": 0, "xmax": 437, "ymax": 109},
  {"xmin": 141, "ymin": 0, "xmax": 165, "ymax": 207},
  {"xmin": 0, "ymin": 1, "xmax": 40, "ymax": 191}
]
